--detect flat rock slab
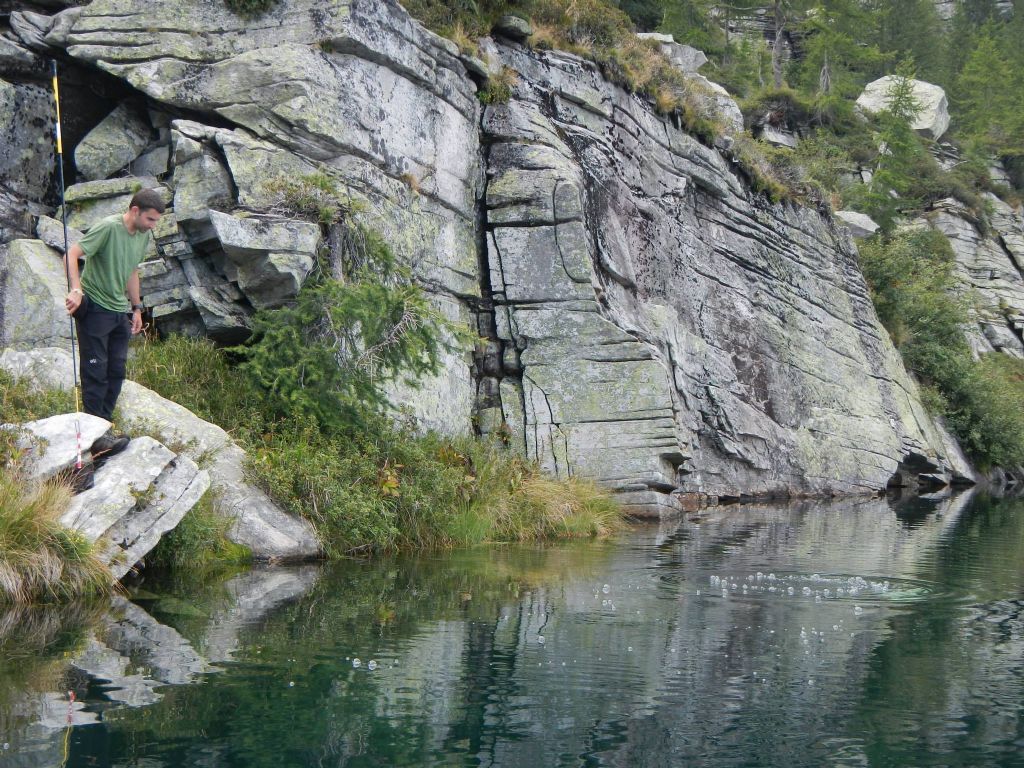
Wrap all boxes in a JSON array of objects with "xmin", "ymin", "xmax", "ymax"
[
  {"xmin": 3, "ymin": 412, "xmax": 111, "ymax": 481},
  {"xmin": 61, "ymin": 436, "xmax": 175, "ymax": 541}
]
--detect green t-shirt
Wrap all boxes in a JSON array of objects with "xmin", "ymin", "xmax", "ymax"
[{"xmin": 78, "ymin": 213, "xmax": 151, "ymax": 312}]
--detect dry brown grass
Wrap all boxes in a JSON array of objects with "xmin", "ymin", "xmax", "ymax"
[{"xmin": 0, "ymin": 467, "xmax": 112, "ymax": 604}]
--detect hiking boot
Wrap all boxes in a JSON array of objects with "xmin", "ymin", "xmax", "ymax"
[
  {"xmin": 65, "ymin": 463, "xmax": 95, "ymax": 493},
  {"xmin": 91, "ymin": 429, "xmax": 130, "ymax": 458}
]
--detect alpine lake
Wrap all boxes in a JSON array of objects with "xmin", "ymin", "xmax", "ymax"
[{"xmin": 2, "ymin": 490, "xmax": 1022, "ymax": 767}]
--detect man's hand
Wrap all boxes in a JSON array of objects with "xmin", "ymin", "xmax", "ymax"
[
  {"xmin": 65, "ymin": 288, "xmax": 83, "ymax": 315},
  {"xmin": 131, "ymin": 308, "xmax": 144, "ymax": 335}
]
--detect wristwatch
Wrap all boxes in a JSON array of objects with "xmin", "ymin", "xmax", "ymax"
[{"xmin": 132, "ymin": 303, "xmax": 144, "ymax": 312}]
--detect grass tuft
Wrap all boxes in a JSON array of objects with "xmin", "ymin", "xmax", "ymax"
[{"xmin": 0, "ymin": 466, "xmax": 112, "ymax": 604}]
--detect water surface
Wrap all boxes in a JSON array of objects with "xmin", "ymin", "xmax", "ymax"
[{"xmin": 2, "ymin": 490, "xmax": 1023, "ymax": 767}]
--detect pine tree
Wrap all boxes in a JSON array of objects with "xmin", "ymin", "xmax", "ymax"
[
  {"xmin": 952, "ymin": 22, "xmax": 1021, "ymax": 156},
  {"xmin": 876, "ymin": 0, "xmax": 950, "ymax": 87},
  {"xmin": 791, "ymin": 1, "xmax": 887, "ymax": 122}
]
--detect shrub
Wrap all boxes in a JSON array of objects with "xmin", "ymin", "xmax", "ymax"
[
  {"xmin": 260, "ymin": 172, "xmax": 352, "ymax": 226},
  {"xmin": 127, "ymin": 335, "xmax": 270, "ymax": 444},
  {"xmin": 130, "ymin": 335, "xmax": 623, "ymax": 557},
  {"xmin": 478, "ymin": 66, "xmax": 519, "ymax": 105},
  {"xmin": 237, "ymin": 229, "xmax": 456, "ymax": 432},
  {"xmin": 859, "ymin": 229, "xmax": 1024, "ymax": 468},
  {"xmin": 247, "ymin": 416, "xmax": 622, "ymax": 556},
  {"xmin": 143, "ymin": 490, "xmax": 252, "ymax": 572}
]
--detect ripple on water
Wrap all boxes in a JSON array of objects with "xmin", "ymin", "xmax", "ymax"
[{"xmin": 656, "ymin": 572, "xmax": 950, "ymax": 604}]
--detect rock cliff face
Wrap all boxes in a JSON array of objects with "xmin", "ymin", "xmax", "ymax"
[
  {"xmin": 475, "ymin": 40, "xmax": 971, "ymax": 512},
  {"xmin": 0, "ymin": 0, "xmax": 987, "ymax": 515}
]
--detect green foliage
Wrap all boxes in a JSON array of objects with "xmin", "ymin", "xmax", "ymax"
[
  {"xmin": 127, "ymin": 335, "xmax": 270, "ymax": 443},
  {"xmin": 0, "ymin": 466, "xmax": 112, "ymax": 604},
  {"xmin": 261, "ymin": 172, "xmax": 351, "ymax": 226},
  {"xmin": 131, "ymin": 336, "xmax": 622, "ymax": 557},
  {"xmin": 144, "ymin": 490, "xmax": 252, "ymax": 572},
  {"xmin": 236, "ymin": 227, "xmax": 454, "ymax": 432},
  {"xmin": 741, "ymin": 86, "xmax": 815, "ymax": 131},
  {"xmin": 398, "ymin": 0, "xmax": 518, "ymax": 37},
  {"xmin": 710, "ymin": 37, "xmax": 773, "ymax": 98},
  {"xmin": 620, "ymin": 0, "xmax": 663, "ymax": 30},
  {"xmin": 952, "ymin": 22, "xmax": 1024, "ymax": 159},
  {"xmin": 659, "ymin": 0, "xmax": 725, "ymax": 55},
  {"xmin": 248, "ymin": 417, "xmax": 622, "ymax": 557},
  {"xmin": 875, "ymin": 0, "xmax": 950, "ymax": 86},
  {"xmin": 790, "ymin": 0, "xmax": 889, "ymax": 120},
  {"xmin": 857, "ymin": 64, "xmax": 929, "ymax": 228},
  {"xmin": 477, "ymin": 66, "xmax": 518, "ymax": 104},
  {"xmin": 223, "ymin": 0, "xmax": 278, "ymax": 18},
  {"xmin": 858, "ymin": 229, "xmax": 1024, "ymax": 468},
  {"xmin": 729, "ymin": 135, "xmax": 796, "ymax": 203}
]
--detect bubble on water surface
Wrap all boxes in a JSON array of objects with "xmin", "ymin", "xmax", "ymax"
[
  {"xmin": 368, "ymin": 660, "xmax": 378, "ymax": 671},
  {"xmin": 352, "ymin": 658, "xmax": 361, "ymax": 668}
]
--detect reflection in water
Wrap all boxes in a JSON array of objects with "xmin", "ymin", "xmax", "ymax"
[{"xmin": 1, "ymin": 491, "xmax": 1023, "ymax": 767}]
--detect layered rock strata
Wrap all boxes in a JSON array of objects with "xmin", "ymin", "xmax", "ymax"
[
  {"xmin": 925, "ymin": 195, "xmax": 1024, "ymax": 359},
  {"xmin": 477, "ymin": 41, "xmax": 971, "ymax": 512}
]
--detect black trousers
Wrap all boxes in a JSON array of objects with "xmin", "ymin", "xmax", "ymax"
[{"xmin": 74, "ymin": 295, "xmax": 131, "ymax": 421}]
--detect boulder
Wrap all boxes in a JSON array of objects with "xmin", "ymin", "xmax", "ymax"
[
  {"xmin": 637, "ymin": 33, "xmax": 707, "ymax": 72},
  {"xmin": 856, "ymin": 76, "xmax": 950, "ymax": 140},
  {"xmin": 4, "ymin": 412, "xmax": 211, "ymax": 580},
  {"xmin": 493, "ymin": 14, "xmax": 532, "ymax": 42},
  {"xmin": 170, "ymin": 130, "xmax": 234, "ymax": 235},
  {"xmin": 35, "ymin": 215, "xmax": 85, "ymax": 253},
  {"xmin": 0, "ymin": 239, "xmax": 73, "ymax": 349},
  {"xmin": 835, "ymin": 211, "xmax": 880, "ymax": 238},
  {"xmin": 74, "ymin": 103, "xmax": 153, "ymax": 181},
  {"xmin": 99, "ymin": 447, "xmax": 210, "ymax": 579},
  {"xmin": 2, "ymin": 412, "xmax": 111, "ymax": 481},
  {"xmin": 0, "ymin": 347, "xmax": 322, "ymax": 561},
  {"xmin": 0, "ymin": 78, "xmax": 55, "ymax": 200},
  {"xmin": 761, "ymin": 126, "xmax": 798, "ymax": 148},
  {"xmin": 208, "ymin": 211, "xmax": 320, "ymax": 309}
]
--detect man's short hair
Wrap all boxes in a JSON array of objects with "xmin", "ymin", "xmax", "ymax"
[{"xmin": 129, "ymin": 189, "xmax": 166, "ymax": 214}]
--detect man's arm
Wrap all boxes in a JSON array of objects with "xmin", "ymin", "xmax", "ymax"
[
  {"xmin": 127, "ymin": 268, "xmax": 143, "ymax": 334},
  {"xmin": 63, "ymin": 243, "xmax": 85, "ymax": 314}
]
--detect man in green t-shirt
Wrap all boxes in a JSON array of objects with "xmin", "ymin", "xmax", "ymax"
[{"xmin": 63, "ymin": 189, "xmax": 164, "ymax": 456}]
